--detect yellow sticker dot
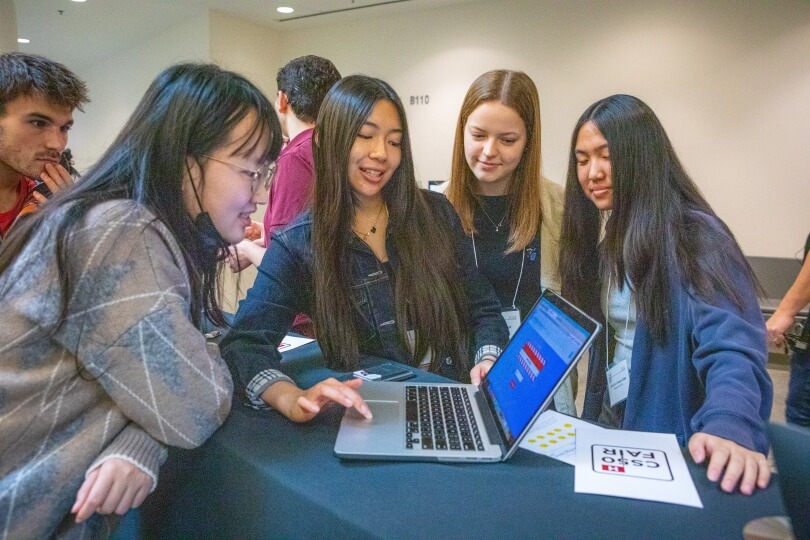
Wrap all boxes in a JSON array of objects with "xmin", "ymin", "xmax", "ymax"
[
  {"xmin": 568, "ymin": 432, "xmax": 575, "ymax": 437},
  {"xmin": 550, "ymin": 440, "xmax": 557, "ymax": 444},
  {"xmin": 564, "ymin": 423, "xmax": 573, "ymax": 428},
  {"xmin": 554, "ymin": 428, "xmax": 562, "ymax": 432},
  {"xmin": 540, "ymin": 444, "xmax": 548, "ymax": 448}
]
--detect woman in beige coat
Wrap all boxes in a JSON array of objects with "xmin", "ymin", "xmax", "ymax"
[{"xmin": 443, "ymin": 69, "xmax": 574, "ymax": 413}]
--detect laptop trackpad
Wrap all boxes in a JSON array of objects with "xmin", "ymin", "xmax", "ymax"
[
  {"xmin": 338, "ymin": 400, "xmax": 403, "ymax": 453},
  {"xmin": 344, "ymin": 400, "xmax": 399, "ymax": 424}
]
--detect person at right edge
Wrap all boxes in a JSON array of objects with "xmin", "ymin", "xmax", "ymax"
[{"xmin": 767, "ymin": 232, "xmax": 810, "ymax": 427}]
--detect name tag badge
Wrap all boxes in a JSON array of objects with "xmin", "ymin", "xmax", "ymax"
[
  {"xmin": 501, "ymin": 308, "xmax": 521, "ymax": 338},
  {"xmin": 607, "ymin": 359, "xmax": 629, "ymax": 407}
]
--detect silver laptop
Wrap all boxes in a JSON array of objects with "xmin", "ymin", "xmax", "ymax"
[{"xmin": 334, "ymin": 289, "xmax": 601, "ymax": 462}]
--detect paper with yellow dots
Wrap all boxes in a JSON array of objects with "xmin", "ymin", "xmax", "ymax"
[{"xmin": 519, "ymin": 411, "xmax": 604, "ymax": 465}]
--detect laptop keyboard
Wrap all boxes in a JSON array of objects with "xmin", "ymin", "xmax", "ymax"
[{"xmin": 405, "ymin": 385, "xmax": 485, "ymax": 451}]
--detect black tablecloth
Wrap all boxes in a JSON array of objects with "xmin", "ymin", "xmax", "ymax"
[{"xmin": 140, "ymin": 341, "xmax": 786, "ymax": 539}]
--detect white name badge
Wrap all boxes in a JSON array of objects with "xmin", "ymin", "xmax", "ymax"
[
  {"xmin": 607, "ymin": 359, "xmax": 629, "ymax": 407},
  {"xmin": 501, "ymin": 309, "xmax": 521, "ymax": 338}
]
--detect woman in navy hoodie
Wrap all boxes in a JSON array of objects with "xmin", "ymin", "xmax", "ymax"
[{"xmin": 559, "ymin": 94, "xmax": 772, "ymax": 495}]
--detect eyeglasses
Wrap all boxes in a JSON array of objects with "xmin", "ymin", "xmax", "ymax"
[{"xmin": 201, "ymin": 154, "xmax": 276, "ymax": 193}]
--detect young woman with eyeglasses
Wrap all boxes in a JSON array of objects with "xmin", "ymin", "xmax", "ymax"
[
  {"xmin": 220, "ymin": 75, "xmax": 508, "ymax": 422},
  {"xmin": 0, "ymin": 62, "xmax": 282, "ymax": 537}
]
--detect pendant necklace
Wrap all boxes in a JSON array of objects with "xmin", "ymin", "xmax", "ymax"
[
  {"xmin": 353, "ymin": 203, "xmax": 387, "ymax": 241},
  {"xmin": 478, "ymin": 199, "xmax": 508, "ymax": 233}
]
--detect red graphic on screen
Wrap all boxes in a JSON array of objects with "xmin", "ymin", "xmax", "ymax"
[
  {"xmin": 602, "ymin": 464, "xmax": 625, "ymax": 473},
  {"xmin": 517, "ymin": 342, "xmax": 545, "ymax": 381}
]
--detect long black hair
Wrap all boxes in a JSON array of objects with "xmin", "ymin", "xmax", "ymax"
[
  {"xmin": 312, "ymin": 75, "xmax": 470, "ymax": 372},
  {"xmin": 0, "ymin": 62, "xmax": 282, "ymax": 328},
  {"xmin": 560, "ymin": 94, "xmax": 759, "ymax": 340}
]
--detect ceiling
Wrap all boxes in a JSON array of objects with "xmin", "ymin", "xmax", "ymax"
[{"xmin": 14, "ymin": 0, "xmax": 479, "ymax": 70}]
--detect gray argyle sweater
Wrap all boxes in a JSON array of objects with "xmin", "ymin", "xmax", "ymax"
[{"xmin": 0, "ymin": 200, "xmax": 233, "ymax": 538}]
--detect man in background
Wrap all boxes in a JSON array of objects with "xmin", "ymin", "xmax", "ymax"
[
  {"xmin": 229, "ymin": 55, "xmax": 340, "ymax": 269},
  {"xmin": 0, "ymin": 52, "xmax": 89, "ymax": 242},
  {"xmin": 228, "ymin": 55, "xmax": 340, "ymax": 335}
]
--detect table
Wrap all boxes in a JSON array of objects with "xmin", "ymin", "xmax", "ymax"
[{"xmin": 140, "ymin": 341, "xmax": 786, "ymax": 539}]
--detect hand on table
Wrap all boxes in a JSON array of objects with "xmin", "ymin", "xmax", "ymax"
[
  {"xmin": 72, "ymin": 457, "xmax": 152, "ymax": 523},
  {"xmin": 688, "ymin": 432, "xmax": 771, "ymax": 495},
  {"xmin": 269, "ymin": 378, "xmax": 372, "ymax": 422},
  {"xmin": 31, "ymin": 162, "xmax": 75, "ymax": 204},
  {"xmin": 766, "ymin": 310, "xmax": 795, "ymax": 349},
  {"xmin": 469, "ymin": 358, "xmax": 495, "ymax": 386}
]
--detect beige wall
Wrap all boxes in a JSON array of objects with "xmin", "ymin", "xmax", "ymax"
[
  {"xmin": 70, "ymin": 12, "xmax": 212, "ymax": 170},
  {"xmin": 278, "ymin": 0, "xmax": 810, "ymax": 258},
  {"xmin": 208, "ymin": 11, "xmax": 283, "ymax": 311},
  {"xmin": 65, "ymin": 0, "xmax": 810, "ymax": 270},
  {"xmin": 0, "ymin": 0, "xmax": 17, "ymax": 53}
]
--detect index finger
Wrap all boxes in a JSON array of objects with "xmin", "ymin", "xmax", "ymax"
[
  {"xmin": 316, "ymin": 380, "xmax": 371, "ymax": 418},
  {"xmin": 72, "ymin": 468, "xmax": 99, "ymax": 514},
  {"xmin": 75, "ymin": 469, "xmax": 115, "ymax": 523},
  {"xmin": 704, "ymin": 443, "xmax": 731, "ymax": 483}
]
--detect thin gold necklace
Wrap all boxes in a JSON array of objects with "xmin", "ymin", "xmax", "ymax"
[{"xmin": 353, "ymin": 203, "xmax": 387, "ymax": 240}]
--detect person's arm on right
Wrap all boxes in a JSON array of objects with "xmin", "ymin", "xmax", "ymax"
[{"xmin": 766, "ymin": 252, "xmax": 810, "ymax": 347}]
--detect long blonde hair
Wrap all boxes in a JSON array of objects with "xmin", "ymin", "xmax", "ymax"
[{"xmin": 447, "ymin": 69, "xmax": 543, "ymax": 253}]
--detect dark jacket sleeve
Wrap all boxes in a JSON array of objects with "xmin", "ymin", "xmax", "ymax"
[
  {"xmin": 220, "ymin": 226, "xmax": 311, "ymax": 392},
  {"xmin": 687, "ymin": 269, "xmax": 772, "ymax": 454}
]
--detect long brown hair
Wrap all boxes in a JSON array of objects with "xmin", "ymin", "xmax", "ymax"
[
  {"xmin": 313, "ymin": 75, "xmax": 470, "ymax": 373},
  {"xmin": 447, "ymin": 69, "xmax": 543, "ymax": 253}
]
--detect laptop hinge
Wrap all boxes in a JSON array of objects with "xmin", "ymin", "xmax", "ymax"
[{"xmin": 474, "ymin": 389, "xmax": 506, "ymax": 451}]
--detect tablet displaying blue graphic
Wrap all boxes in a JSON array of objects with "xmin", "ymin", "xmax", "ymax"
[{"xmin": 483, "ymin": 294, "xmax": 593, "ymax": 446}]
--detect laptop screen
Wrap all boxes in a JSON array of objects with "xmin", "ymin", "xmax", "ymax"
[{"xmin": 481, "ymin": 291, "xmax": 597, "ymax": 448}]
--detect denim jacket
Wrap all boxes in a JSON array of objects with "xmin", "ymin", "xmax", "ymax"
[{"xmin": 221, "ymin": 190, "xmax": 509, "ymax": 404}]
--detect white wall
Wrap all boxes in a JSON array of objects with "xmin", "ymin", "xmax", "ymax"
[
  {"xmin": 209, "ymin": 10, "xmax": 282, "ymax": 100},
  {"xmin": 0, "ymin": 0, "xmax": 17, "ymax": 53},
  {"xmin": 69, "ymin": 12, "xmax": 212, "ymax": 170},
  {"xmin": 278, "ymin": 0, "xmax": 810, "ymax": 258},
  {"xmin": 208, "ymin": 11, "xmax": 283, "ymax": 311},
  {"xmin": 64, "ymin": 0, "xmax": 810, "ymax": 260}
]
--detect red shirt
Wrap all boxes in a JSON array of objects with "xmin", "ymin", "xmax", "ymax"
[
  {"xmin": 262, "ymin": 129, "xmax": 316, "ymax": 337},
  {"xmin": 262, "ymin": 128, "xmax": 315, "ymax": 244},
  {"xmin": 0, "ymin": 177, "xmax": 36, "ymax": 237}
]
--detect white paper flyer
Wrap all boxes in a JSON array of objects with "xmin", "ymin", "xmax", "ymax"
[{"xmin": 574, "ymin": 427, "xmax": 703, "ymax": 508}]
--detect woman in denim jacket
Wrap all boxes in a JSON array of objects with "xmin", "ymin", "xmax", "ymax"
[{"xmin": 221, "ymin": 75, "xmax": 509, "ymax": 422}]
